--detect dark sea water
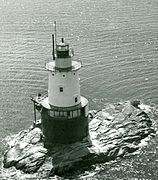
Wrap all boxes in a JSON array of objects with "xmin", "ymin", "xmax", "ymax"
[{"xmin": 0, "ymin": 0, "xmax": 158, "ymax": 179}]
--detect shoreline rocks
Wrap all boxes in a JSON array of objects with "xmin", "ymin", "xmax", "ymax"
[
  {"xmin": 1, "ymin": 100, "xmax": 157, "ymax": 179},
  {"xmin": 3, "ymin": 128, "xmax": 47, "ymax": 173}
]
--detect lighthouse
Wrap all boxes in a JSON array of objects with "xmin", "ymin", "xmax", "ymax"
[{"xmin": 32, "ymin": 34, "xmax": 89, "ymax": 147}]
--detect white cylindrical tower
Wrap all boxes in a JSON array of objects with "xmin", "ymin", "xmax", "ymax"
[
  {"xmin": 48, "ymin": 69, "xmax": 81, "ymax": 107},
  {"xmin": 34, "ymin": 36, "xmax": 89, "ymax": 146},
  {"xmin": 46, "ymin": 38, "xmax": 82, "ymax": 108}
]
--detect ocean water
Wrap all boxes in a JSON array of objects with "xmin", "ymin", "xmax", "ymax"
[{"xmin": 0, "ymin": 0, "xmax": 158, "ymax": 179}]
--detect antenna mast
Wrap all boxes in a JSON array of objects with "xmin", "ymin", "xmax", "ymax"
[{"xmin": 52, "ymin": 34, "xmax": 55, "ymax": 60}]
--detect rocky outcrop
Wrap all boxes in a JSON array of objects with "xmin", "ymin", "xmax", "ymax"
[
  {"xmin": 49, "ymin": 101, "xmax": 156, "ymax": 176},
  {"xmin": 3, "ymin": 128, "xmax": 47, "ymax": 173},
  {"xmin": 2, "ymin": 100, "xmax": 157, "ymax": 179}
]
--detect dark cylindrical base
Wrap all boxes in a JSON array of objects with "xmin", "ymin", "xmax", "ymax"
[{"xmin": 41, "ymin": 108, "xmax": 89, "ymax": 147}]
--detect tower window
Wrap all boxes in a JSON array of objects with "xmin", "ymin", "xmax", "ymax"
[
  {"xmin": 59, "ymin": 87, "xmax": 63, "ymax": 92},
  {"xmin": 63, "ymin": 75, "xmax": 65, "ymax": 77},
  {"xmin": 75, "ymin": 97, "xmax": 78, "ymax": 103},
  {"xmin": 74, "ymin": 73, "xmax": 75, "ymax": 75},
  {"xmin": 67, "ymin": 111, "xmax": 73, "ymax": 119},
  {"xmin": 77, "ymin": 109, "xmax": 81, "ymax": 116}
]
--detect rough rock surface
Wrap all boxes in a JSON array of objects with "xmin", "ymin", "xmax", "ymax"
[
  {"xmin": 3, "ymin": 128, "xmax": 47, "ymax": 173},
  {"xmin": 1, "ymin": 100, "xmax": 157, "ymax": 179}
]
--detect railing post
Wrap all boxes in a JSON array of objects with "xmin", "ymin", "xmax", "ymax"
[{"xmin": 33, "ymin": 101, "xmax": 36, "ymax": 126}]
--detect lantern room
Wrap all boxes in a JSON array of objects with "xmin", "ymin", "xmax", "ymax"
[{"xmin": 55, "ymin": 38, "xmax": 72, "ymax": 70}]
